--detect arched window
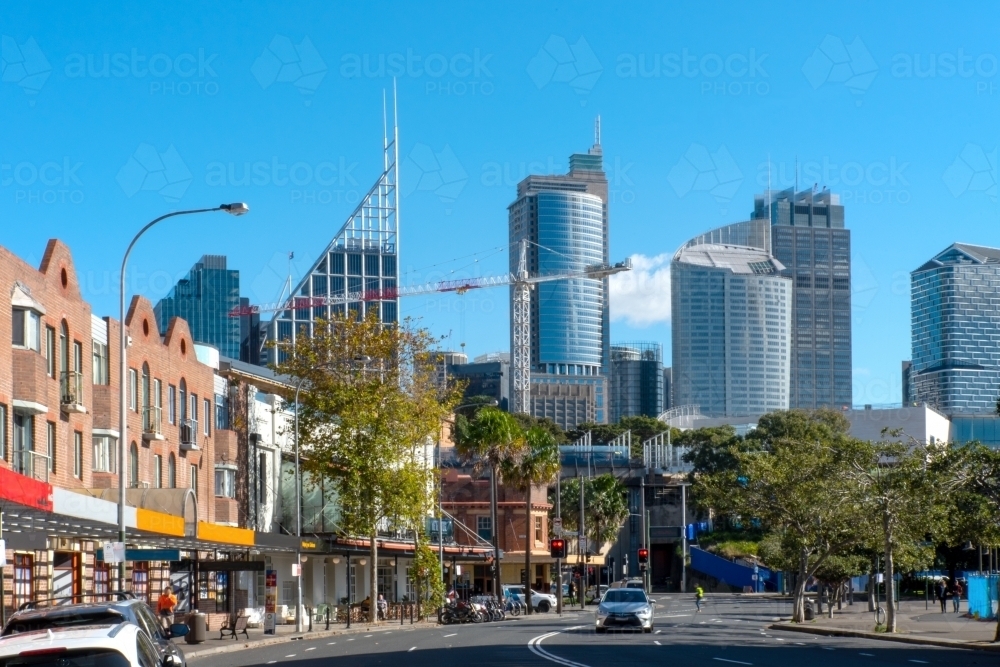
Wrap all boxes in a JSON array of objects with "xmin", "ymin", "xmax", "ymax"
[
  {"xmin": 129, "ymin": 442, "xmax": 139, "ymax": 487},
  {"xmin": 141, "ymin": 363, "xmax": 150, "ymax": 432},
  {"xmin": 168, "ymin": 453, "xmax": 176, "ymax": 489}
]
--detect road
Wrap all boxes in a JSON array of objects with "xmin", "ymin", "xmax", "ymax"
[{"xmin": 190, "ymin": 595, "xmax": 989, "ymax": 667}]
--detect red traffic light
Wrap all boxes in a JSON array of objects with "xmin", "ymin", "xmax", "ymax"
[
  {"xmin": 550, "ymin": 538, "xmax": 566, "ymax": 559},
  {"xmin": 637, "ymin": 548, "xmax": 649, "ymax": 563}
]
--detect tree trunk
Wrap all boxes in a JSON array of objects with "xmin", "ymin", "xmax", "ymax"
[
  {"xmin": 867, "ymin": 561, "xmax": 876, "ymax": 612},
  {"xmin": 369, "ymin": 531, "xmax": 378, "ymax": 624},
  {"xmin": 525, "ymin": 488, "xmax": 533, "ymax": 615},
  {"xmin": 883, "ymin": 515, "xmax": 896, "ymax": 633},
  {"xmin": 793, "ymin": 548, "xmax": 808, "ymax": 623}
]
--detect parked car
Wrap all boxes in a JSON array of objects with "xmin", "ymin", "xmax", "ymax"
[
  {"xmin": 609, "ymin": 578, "xmax": 646, "ymax": 590},
  {"xmin": 587, "ymin": 585, "xmax": 609, "ymax": 602},
  {"xmin": 0, "ymin": 622, "xmax": 170, "ymax": 667},
  {"xmin": 2, "ymin": 596, "xmax": 188, "ymax": 667},
  {"xmin": 595, "ymin": 587, "xmax": 655, "ymax": 633},
  {"xmin": 502, "ymin": 585, "xmax": 557, "ymax": 613}
]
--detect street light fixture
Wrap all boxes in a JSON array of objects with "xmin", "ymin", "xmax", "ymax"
[{"xmin": 117, "ymin": 204, "xmax": 249, "ymax": 594}]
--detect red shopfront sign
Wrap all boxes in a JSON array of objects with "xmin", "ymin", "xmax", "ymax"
[{"xmin": 0, "ymin": 466, "xmax": 54, "ymax": 512}]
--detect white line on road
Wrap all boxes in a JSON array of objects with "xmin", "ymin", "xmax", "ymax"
[
  {"xmin": 860, "ymin": 653, "xmax": 874, "ymax": 657},
  {"xmin": 267, "ymin": 662, "xmax": 276, "ymax": 665},
  {"xmin": 528, "ymin": 631, "xmax": 591, "ymax": 667},
  {"xmin": 658, "ymin": 614, "xmax": 692, "ymax": 618},
  {"xmin": 908, "ymin": 661, "xmax": 929, "ymax": 664},
  {"xmin": 305, "ymin": 648, "xmax": 316, "ymax": 651},
  {"xmin": 444, "ymin": 633, "xmax": 457, "ymax": 637},
  {"xmin": 655, "ymin": 630, "xmax": 662, "ymax": 634},
  {"xmin": 654, "ymin": 640, "xmax": 661, "ymax": 645},
  {"xmin": 822, "ymin": 647, "xmax": 835, "ymax": 651},
  {"xmin": 408, "ymin": 647, "xmax": 417, "ymax": 652},
  {"xmin": 328, "ymin": 642, "xmax": 336, "ymax": 645},
  {"xmin": 284, "ymin": 655, "xmax": 295, "ymax": 659},
  {"xmin": 713, "ymin": 659, "xmax": 753, "ymax": 666}
]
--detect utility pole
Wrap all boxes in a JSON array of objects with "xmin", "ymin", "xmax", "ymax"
[
  {"xmin": 680, "ymin": 484, "xmax": 687, "ymax": 594},
  {"xmin": 556, "ymin": 473, "xmax": 562, "ymax": 616},
  {"xmin": 578, "ymin": 471, "xmax": 585, "ymax": 610},
  {"xmin": 639, "ymin": 475, "xmax": 646, "ymax": 593}
]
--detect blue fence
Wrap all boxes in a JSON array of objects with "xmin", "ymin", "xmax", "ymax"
[
  {"xmin": 689, "ymin": 547, "xmax": 774, "ymax": 591},
  {"xmin": 967, "ymin": 575, "xmax": 999, "ymax": 619}
]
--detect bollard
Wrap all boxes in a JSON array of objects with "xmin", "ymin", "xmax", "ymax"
[
  {"xmin": 400, "ymin": 603, "xmax": 404, "ymax": 626},
  {"xmin": 308, "ymin": 607, "xmax": 313, "ymax": 633},
  {"xmin": 410, "ymin": 602, "xmax": 414, "ymax": 625},
  {"xmin": 325, "ymin": 607, "xmax": 330, "ymax": 631}
]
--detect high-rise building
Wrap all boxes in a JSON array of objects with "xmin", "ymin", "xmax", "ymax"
[
  {"xmin": 662, "ymin": 367, "xmax": 672, "ymax": 412},
  {"xmin": 609, "ymin": 342, "xmax": 664, "ymax": 423},
  {"xmin": 753, "ymin": 188, "xmax": 852, "ymax": 409},
  {"xmin": 154, "ymin": 255, "xmax": 241, "ymax": 358},
  {"xmin": 508, "ymin": 122, "xmax": 609, "ymax": 429},
  {"xmin": 449, "ymin": 356, "xmax": 509, "ymax": 411},
  {"xmin": 671, "ymin": 224, "xmax": 792, "ymax": 417},
  {"xmin": 433, "ymin": 351, "xmax": 468, "ymax": 391},
  {"xmin": 909, "ymin": 243, "xmax": 1000, "ymax": 414}
]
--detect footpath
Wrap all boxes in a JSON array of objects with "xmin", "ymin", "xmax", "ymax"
[
  {"xmin": 177, "ymin": 617, "xmax": 437, "ymax": 661},
  {"xmin": 769, "ymin": 598, "xmax": 1000, "ymax": 652}
]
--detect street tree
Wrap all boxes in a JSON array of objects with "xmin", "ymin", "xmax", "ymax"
[
  {"xmin": 277, "ymin": 313, "xmax": 460, "ymax": 624},
  {"xmin": 501, "ymin": 426, "xmax": 560, "ymax": 614},
  {"xmin": 455, "ymin": 407, "xmax": 527, "ymax": 598},
  {"xmin": 554, "ymin": 474, "xmax": 629, "ymax": 564}
]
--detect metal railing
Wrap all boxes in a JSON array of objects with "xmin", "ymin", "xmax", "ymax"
[
  {"xmin": 60, "ymin": 370, "xmax": 83, "ymax": 407},
  {"xmin": 642, "ymin": 432, "xmax": 693, "ymax": 472},
  {"xmin": 142, "ymin": 405, "xmax": 162, "ymax": 437},
  {"xmin": 13, "ymin": 449, "xmax": 50, "ymax": 483},
  {"xmin": 180, "ymin": 419, "xmax": 198, "ymax": 449}
]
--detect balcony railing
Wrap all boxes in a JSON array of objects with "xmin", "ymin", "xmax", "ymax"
[
  {"xmin": 180, "ymin": 419, "xmax": 199, "ymax": 451},
  {"xmin": 13, "ymin": 449, "xmax": 50, "ymax": 483},
  {"xmin": 142, "ymin": 405, "xmax": 163, "ymax": 441},
  {"xmin": 60, "ymin": 370, "xmax": 85, "ymax": 413}
]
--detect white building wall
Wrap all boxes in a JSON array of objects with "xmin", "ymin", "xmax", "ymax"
[{"xmin": 845, "ymin": 405, "xmax": 951, "ymax": 445}]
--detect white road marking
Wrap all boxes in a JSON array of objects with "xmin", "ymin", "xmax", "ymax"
[
  {"xmin": 347, "ymin": 639, "xmax": 355, "ymax": 641},
  {"xmin": 305, "ymin": 648, "xmax": 316, "ymax": 652},
  {"xmin": 654, "ymin": 640, "xmax": 661, "ymax": 645},
  {"xmin": 328, "ymin": 642, "xmax": 336, "ymax": 644},
  {"xmin": 267, "ymin": 662, "xmax": 276, "ymax": 665},
  {"xmin": 655, "ymin": 630, "xmax": 662, "ymax": 634},
  {"xmin": 823, "ymin": 647, "xmax": 835, "ymax": 651},
  {"xmin": 528, "ymin": 630, "xmax": 591, "ymax": 667},
  {"xmin": 860, "ymin": 653, "xmax": 874, "ymax": 657},
  {"xmin": 444, "ymin": 633, "xmax": 457, "ymax": 637},
  {"xmin": 658, "ymin": 614, "xmax": 692, "ymax": 618},
  {"xmin": 713, "ymin": 659, "xmax": 753, "ymax": 666},
  {"xmin": 284, "ymin": 655, "xmax": 295, "ymax": 659},
  {"xmin": 365, "ymin": 634, "xmax": 372, "ymax": 637},
  {"xmin": 408, "ymin": 647, "xmax": 417, "ymax": 652},
  {"xmin": 908, "ymin": 662, "xmax": 929, "ymax": 664}
]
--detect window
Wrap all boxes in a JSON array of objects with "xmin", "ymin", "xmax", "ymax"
[
  {"xmin": 92, "ymin": 341, "xmax": 109, "ymax": 385},
  {"xmin": 215, "ymin": 466, "xmax": 235, "ymax": 498},
  {"xmin": 477, "ymin": 515, "xmax": 492, "ymax": 541},
  {"xmin": 179, "ymin": 380, "xmax": 187, "ymax": 421},
  {"xmin": 0, "ymin": 404, "xmax": 6, "ymax": 461},
  {"xmin": 73, "ymin": 340, "xmax": 82, "ymax": 376},
  {"xmin": 129, "ymin": 442, "xmax": 138, "ymax": 487},
  {"xmin": 168, "ymin": 385, "xmax": 176, "ymax": 424},
  {"xmin": 191, "ymin": 393, "xmax": 198, "ymax": 424},
  {"xmin": 12, "ymin": 308, "xmax": 40, "ymax": 351},
  {"xmin": 154, "ymin": 455, "xmax": 162, "ymax": 488},
  {"xmin": 93, "ymin": 436, "xmax": 116, "ymax": 473},
  {"xmin": 168, "ymin": 453, "xmax": 176, "ymax": 488},
  {"xmin": 46, "ymin": 421, "xmax": 56, "ymax": 473},
  {"xmin": 153, "ymin": 379, "xmax": 162, "ymax": 421},
  {"xmin": 258, "ymin": 452, "xmax": 268, "ymax": 503},
  {"xmin": 46, "ymin": 326, "xmax": 56, "ymax": 377},
  {"xmin": 203, "ymin": 399, "xmax": 211, "ymax": 435},
  {"xmin": 191, "ymin": 464, "xmax": 198, "ymax": 498},
  {"xmin": 128, "ymin": 369, "xmax": 137, "ymax": 411},
  {"xmin": 131, "ymin": 561, "xmax": 149, "ymax": 601},
  {"xmin": 215, "ymin": 393, "xmax": 229, "ymax": 431},
  {"xmin": 73, "ymin": 431, "xmax": 82, "ymax": 478},
  {"xmin": 94, "ymin": 562, "xmax": 110, "ymax": 597},
  {"xmin": 534, "ymin": 516, "xmax": 543, "ymax": 543},
  {"xmin": 13, "ymin": 554, "xmax": 32, "ymax": 610},
  {"xmin": 60, "ymin": 322, "xmax": 68, "ymax": 375}
]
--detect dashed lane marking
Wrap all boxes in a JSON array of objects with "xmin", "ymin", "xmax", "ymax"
[
  {"xmin": 860, "ymin": 653, "xmax": 874, "ymax": 657},
  {"xmin": 305, "ymin": 648, "xmax": 316, "ymax": 651},
  {"xmin": 408, "ymin": 647, "xmax": 417, "ymax": 652},
  {"xmin": 444, "ymin": 633, "xmax": 457, "ymax": 637},
  {"xmin": 654, "ymin": 640, "xmax": 661, "ymax": 645},
  {"xmin": 908, "ymin": 661, "xmax": 929, "ymax": 664},
  {"xmin": 713, "ymin": 659, "xmax": 752, "ymax": 666}
]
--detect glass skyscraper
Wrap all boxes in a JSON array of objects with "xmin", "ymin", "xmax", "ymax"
[
  {"xmin": 609, "ymin": 342, "xmax": 664, "ymax": 423},
  {"xmin": 154, "ymin": 255, "xmax": 241, "ymax": 359},
  {"xmin": 509, "ymin": 130, "xmax": 610, "ymax": 427},
  {"xmin": 910, "ymin": 243, "xmax": 1000, "ymax": 414},
  {"xmin": 671, "ymin": 224, "xmax": 792, "ymax": 417},
  {"xmin": 753, "ymin": 188, "xmax": 852, "ymax": 409}
]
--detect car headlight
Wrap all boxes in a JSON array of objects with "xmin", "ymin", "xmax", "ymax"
[
  {"xmin": 597, "ymin": 606, "xmax": 609, "ymax": 618},
  {"xmin": 636, "ymin": 608, "xmax": 652, "ymax": 618}
]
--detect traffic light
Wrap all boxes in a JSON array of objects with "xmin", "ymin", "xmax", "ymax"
[
  {"xmin": 637, "ymin": 548, "xmax": 649, "ymax": 564},
  {"xmin": 550, "ymin": 538, "xmax": 566, "ymax": 559}
]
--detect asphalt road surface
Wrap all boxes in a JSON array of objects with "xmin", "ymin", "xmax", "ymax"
[{"xmin": 190, "ymin": 595, "xmax": 992, "ymax": 667}]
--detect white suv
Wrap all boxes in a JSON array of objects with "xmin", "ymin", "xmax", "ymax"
[
  {"xmin": 0, "ymin": 622, "xmax": 171, "ymax": 667},
  {"xmin": 503, "ymin": 585, "xmax": 557, "ymax": 613}
]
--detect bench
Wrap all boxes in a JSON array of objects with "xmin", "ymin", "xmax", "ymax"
[{"xmin": 219, "ymin": 615, "xmax": 249, "ymax": 640}]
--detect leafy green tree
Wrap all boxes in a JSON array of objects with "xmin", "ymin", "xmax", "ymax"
[
  {"xmin": 553, "ymin": 474, "xmax": 629, "ymax": 557},
  {"xmin": 566, "ymin": 422, "xmax": 623, "ymax": 445},
  {"xmin": 278, "ymin": 313, "xmax": 460, "ymax": 623},
  {"xmin": 512, "ymin": 413, "xmax": 568, "ymax": 444},
  {"xmin": 455, "ymin": 407, "xmax": 527, "ymax": 597},
  {"xmin": 412, "ymin": 540, "xmax": 445, "ymax": 617},
  {"xmin": 502, "ymin": 426, "xmax": 560, "ymax": 614}
]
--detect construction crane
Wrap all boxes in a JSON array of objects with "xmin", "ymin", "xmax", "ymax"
[{"xmin": 230, "ymin": 238, "xmax": 631, "ymax": 414}]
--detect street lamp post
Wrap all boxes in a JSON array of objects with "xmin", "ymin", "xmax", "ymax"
[
  {"xmin": 293, "ymin": 378, "xmax": 305, "ymax": 632},
  {"xmin": 117, "ymin": 203, "xmax": 248, "ymax": 594}
]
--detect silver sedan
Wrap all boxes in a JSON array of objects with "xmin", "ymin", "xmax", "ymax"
[{"xmin": 595, "ymin": 588, "xmax": 654, "ymax": 633}]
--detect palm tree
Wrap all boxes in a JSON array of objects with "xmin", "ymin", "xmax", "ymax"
[
  {"xmin": 455, "ymin": 407, "xmax": 526, "ymax": 599},
  {"xmin": 502, "ymin": 426, "xmax": 560, "ymax": 614}
]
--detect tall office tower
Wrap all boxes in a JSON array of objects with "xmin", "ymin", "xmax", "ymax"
[
  {"xmin": 154, "ymin": 255, "xmax": 241, "ymax": 358},
  {"xmin": 662, "ymin": 367, "xmax": 672, "ymax": 412},
  {"xmin": 910, "ymin": 243, "xmax": 1000, "ymax": 414},
  {"xmin": 609, "ymin": 342, "xmax": 664, "ymax": 423},
  {"xmin": 671, "ymin": 222, "xmax": 792, "ymax": 417},
  {"xmin": 433, "ymin": 351, "xmax": 468, "ymax": 391},
  {"xmin": 264, "ymin": 116, "xmax": 399, "ymax": 366},
  {"xmin": 753, "ymin": 188, "xmax": 851, "ymax": 409},
  {"xmin": 508, "ymin": 121, "xmax": 610, "ymax": 429}
]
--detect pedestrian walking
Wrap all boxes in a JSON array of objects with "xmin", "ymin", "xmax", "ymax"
[
  {"xmin": 156, "ymin": 585, "xmax": 177, "ymax": 631},
  {"xmin": 695, "ymin": 584, "xmax": 705, "ymax": 613},
  {"xmin": 952, "ymin": 579, "xmax": 962, "ymax": 613},
  {"xmin": 936, "ymin": 578, "xmax": 948, "ymax": 613}
]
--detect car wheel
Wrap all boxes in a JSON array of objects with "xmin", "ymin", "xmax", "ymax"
[
  {"xmin": 596, "ymin": 627, "xmax": 606, "ymax": 634},
  {"xmin": 538, "ymin": 601, "xmax": 550, "ymax": 613},
  {"xmin": 643, "ymin": 626, "xmax": 652, "ymax": 633}
]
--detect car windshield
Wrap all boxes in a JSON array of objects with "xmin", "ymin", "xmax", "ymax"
[
  {"xmin": 3, "ymin": 612, "xmax": 125, "ymax": 636},
  {"xmin": 602, "ymin": 589, "xmax": 648, "ymax": 604},
  {"xmin": 0, "ymin": 649, "xmax": 131, "ymax": 667}
]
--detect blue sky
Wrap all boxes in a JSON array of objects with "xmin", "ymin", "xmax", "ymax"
[{"xmin": 2, "ymin": 1, "xmax": 998, "ymax": 407}]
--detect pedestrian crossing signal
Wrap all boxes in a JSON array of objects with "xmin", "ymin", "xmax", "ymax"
[
  {"xmin": 638, "ymin": 548, "xmax": 649, "ymax": 564},
  {"xmin": 550, "ymin": 538, "xmax": 566, "ymax": 558}
]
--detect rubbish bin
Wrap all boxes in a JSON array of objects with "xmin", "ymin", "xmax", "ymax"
[{"xmin": 185, "ymin": 612, "xmax": 207, "ymax": 644}]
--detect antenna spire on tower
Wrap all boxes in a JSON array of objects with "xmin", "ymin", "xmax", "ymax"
[{"xmin": 595, "ymin": 115, "xmax": 601, "ymax": 145}]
